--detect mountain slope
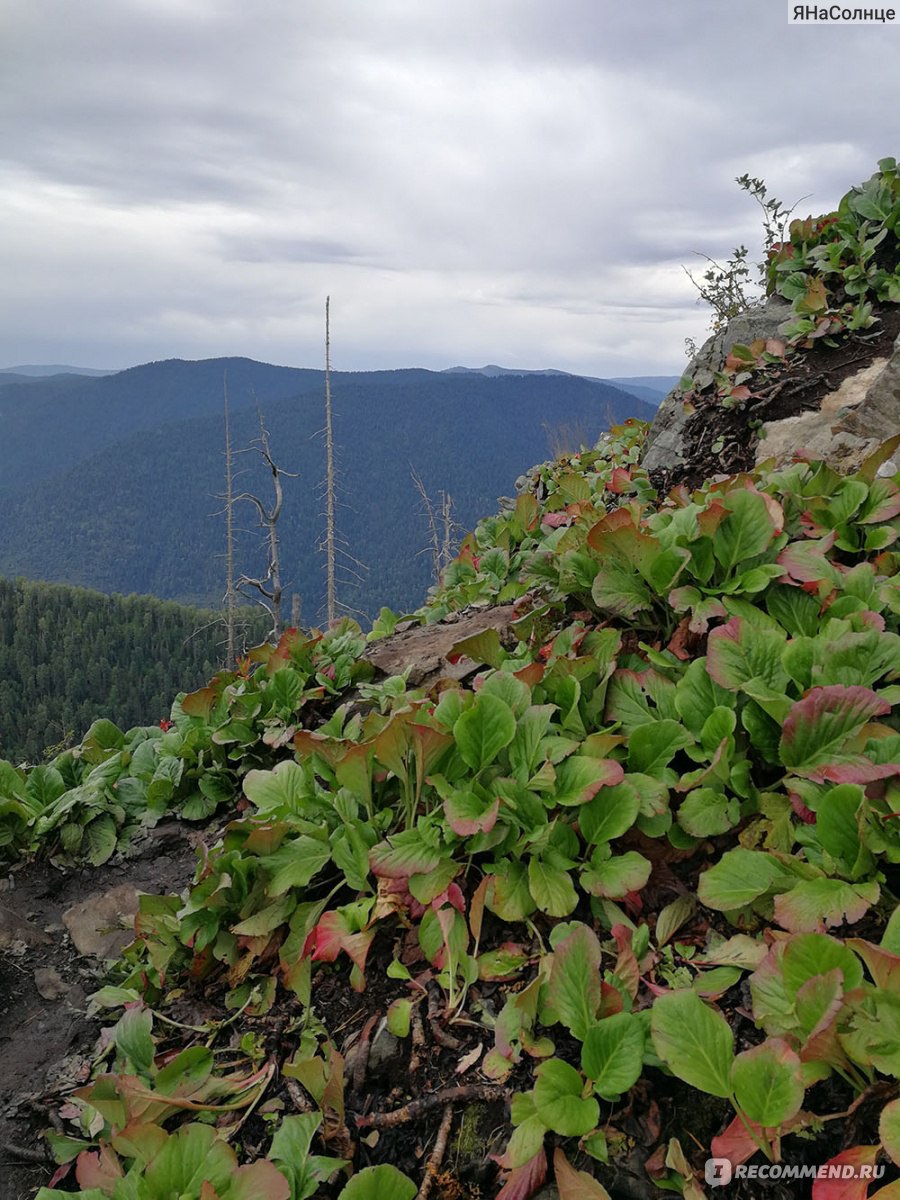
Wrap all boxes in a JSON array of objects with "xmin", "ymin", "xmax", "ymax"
[
  {"xmin": 0, "ymin": 577, "xmax": 268, "ymax": 762},
  {"xmin": 0, "ymin": 360, "xmax": 656, "ymax": 617}
]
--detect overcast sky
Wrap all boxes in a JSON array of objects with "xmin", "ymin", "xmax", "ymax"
[{"xmin": 1, "ymin": 1, "xmax": 897, "ymax": 377}]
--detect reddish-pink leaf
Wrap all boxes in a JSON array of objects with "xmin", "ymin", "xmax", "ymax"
[
  {"xmin": 76, "ymin": 1145, "xmax": 123, "ymax": 1190},
  {"xmin": 847, "ymin": 939, "xmax": 900, "ymax": 991},
  {"xmin": 780, "ymin": 685, "xmax": 891, "ymax": 779},
  {"xmin": 611, "ymin": 924, "xmax": 640, "ymax": 1001},
  {"xmin": 711, "ymin": 1113, "xmax": 766, "ymax": 1168},
  {"xmin": 310, "ymin": 912, "xmax": 375, "ymax": 977},
  {"xmin": 811, "ymin": 1145, "xmax": 880, "ymax": 1200},
  {"xmin": 496, "ymin": 1147, "xmax": 548, "ymax": 1200},
  {"xmin": 777, "ymin": 533, "xmax": 838, "ymax": 586},
  {"xmin": 607, "ymin": 468, "xmax": 632, "ymax": 495}
]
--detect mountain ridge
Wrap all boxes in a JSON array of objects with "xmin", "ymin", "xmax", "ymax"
[{"xmin": 0, "ymin": 357, "xmax": 665, "ymax": 617}]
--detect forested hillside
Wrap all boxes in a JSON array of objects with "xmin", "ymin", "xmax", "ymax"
[
  {"xmin": 0, "ymin": 578, "xmax": 268, "ymax": 762},
  {"xmin": 0, "ymin": 360, "xmax": 655, "ymax": 617}
]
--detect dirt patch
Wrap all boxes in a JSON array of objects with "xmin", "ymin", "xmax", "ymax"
[
  {"xmin": 648, "ymin": 306, "xmax": 900, "ymax": 495},
  {"xmin": 0, "ymin": 824, "xmax": 197, "ymax": 1200}
]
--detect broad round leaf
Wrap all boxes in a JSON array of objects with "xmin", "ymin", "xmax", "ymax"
[
  {"xmin": 581, "ymin": 1013, "xmax": 645, "ymax": 1100},
  {"xmin": 533, "ymin": 1059, "xmax": 599, "ymax": 1136},
  {"xmin": 650, "ymin": 990, "xmax": 734, "ymax": 1098},
  {"xmin": 731, "ymin": 1038, "xmax": 804, "ymax": 1127}
]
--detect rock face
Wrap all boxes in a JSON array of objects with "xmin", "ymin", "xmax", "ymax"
[
  {"xmin": 642, "ymin": 297, "xmax": 794, "ymax": 475},
  {"xmin": 643, "ymin": 300, "xmax": 900, "ymax": 478},
  {"xmin": 755, "ymin": 338, "xmax": 898, "ymax": 471}
]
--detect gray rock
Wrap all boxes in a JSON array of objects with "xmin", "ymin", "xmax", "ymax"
[
  {"xmin": 62, "ymin": 884, "xmax": 141, "ymax": 959},
  {"xmin": 642, "ymin": 297, "xmax": 793, "ymax": 474},
  {"xmin": 33, "ymin": 966, "xmax": 71, "ymax": 1001},
  {"xmin": 842, "ymin": 329, "xmax": 900, "ymax": 441}
]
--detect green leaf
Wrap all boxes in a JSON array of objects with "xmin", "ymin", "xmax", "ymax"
[
  {"xmin": 731, "ymin": 1038, "xmax": 804, "ymax": 1126},
  {"xmin": 386, "ymin": 998, "xmax": 413, "ymax": 1037},
  {"xmin": 674, "ymin": 660, "xmax": 733, "ymax": 737},
  {"xmin": 579, "ymin": 779, "xmax": 641, "ymax": 845},
  {"xmin": 244, "ymin": 761, "xmax": 313, "ymax": 814},
  {"xmin": 505, "ymin": 1109, "xmax": 548, "ymax": 1168},
  {"xmin": 713, "ymin": 489, "xmax": 781, "ymax": 573},
  {"xmin": 678, "ymin": 788, "xmax": 741, "ymax": 837},
  {"xmin": 698, "ymin": 848, "xmax": 793, "ymax": 912},
  {"xmin": 627, "ymin": 720, "xmax": 692, "ymax": 778},
  {"xmin": 706, "ymin": 618, "xmax": 787, "ymax": 692},
  {"xmin": 155, "ymin": 1045, "xmax": 213, "ymax": 1095},
  {"xmin": 83, "ymin": 813, "xmax": 118, "ymax": 866},
  {"xmin": 369, "ymin": 829, "xmax": 443, "ymax": 878},
  {"xmin": 528, "ymin": 853, "xmax": 578, "ymax": 917},
  {"xmin": 114, "ymin": 1007, "xmax": 154, "ymax": 1075},
  {"xmin": 591, "ymin": 561, "xmax": 654, "ymax": 618},
  {"xmin": 580, "ymin": 850, "xmax": 651, "ymax": 899},
  {"xmin": 879, "ymin": 1098, "xmax": 900, "ymax": 1167},
  {"xmin": 582, "ymin": 1012, "xmax": 645, "ymax": 1100},
  {"xmin": 486, "ymin": 862, "xmax": 536, "ymax": 922},
  {"xmin": 338, "ymin": 1165, "xmax": 417, "ymax": 1200},
  {"xmin": 553, "ymin": 756, "xmax": 624, "ymax": 806},
  {"xmin": 267, "ymin": 836, "xmax": 333, "ymax": 895},
  {"xmin": 651, "ymin": 990, "xmax": 734, "ymax": 1098},
  {"xmin": 453, "ymin": 693, "xmax": 517, "ymax": 772},
  {"xmin": 533, "ymin": 1059, "xmax": 599, "ymax": 1136},
  {"xmin": 480, "ymin": 670, "xmax": 532, "ymax": 716},
  {"xmin": 448, "ymin": 627, "xmax": 504, "ymax": 669},
  {"xmin": 443, "ymin": 790, "xmax": 499, "ymax": 836},
  {"xmin": 815, "ymin": 783, "xmax": 865, "ymax": 873},
  {"xmin": 143, "ymin": 1124, "xmax": 237, "ymax": 1197},
  {"xmin": 232, "ymin": 894, "xmax": 297, "ymax": 937},
  {"xmin": 546, "ymin": 923, "xmax": 603, "ymax": 1039},
  {"xmin": 773, "ymin": 879, "xmax": 879, "ymax": 932}
]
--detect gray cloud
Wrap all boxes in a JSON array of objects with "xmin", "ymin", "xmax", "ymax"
[{"xmin": 0, "ymin": 0, "xmax": 897, "ymax": 376}]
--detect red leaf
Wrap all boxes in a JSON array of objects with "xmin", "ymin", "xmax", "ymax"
[
  {"xmin": 496, "ymin": 1147, "xmax": 548, "ymax": 1200},
  {"xmin": 711, "ymin": 1113, "xmax": 766, "ymax": 1168},
  {"xmin": 310, "ymin": 913, "xmax": 375, "ymax": 976},
  {"xmin": 607, "ymin": 468, "xmax": 632, "ymax": 494},
  {"xmin": 811, "ymin": 1145, "xmax": 880, "ymax": 1200}
]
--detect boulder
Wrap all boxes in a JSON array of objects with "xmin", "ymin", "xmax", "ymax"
[{"xmin": 642, "ymin": 297, "xmax": 794, "ymax": 475}]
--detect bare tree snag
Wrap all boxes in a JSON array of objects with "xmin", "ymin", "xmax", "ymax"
[
  {"xmin": 324, "ymin": 296, "xmax": 337, "ymax": 624},
  {"xmin": 235, "ymin": 408, "xmax": 296, "ymax": 640},
  {"xmin": 222, "ymin": 371, "xmax": 237, "ymax": 668}
]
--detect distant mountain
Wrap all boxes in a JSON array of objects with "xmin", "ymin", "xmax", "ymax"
[
  {"xmin": 0, "ymin": 363, "xmax": 115, "ymax": 377},
  {"xmin": 0, "ymin": 358, "xmax": 656, "ymax": 619},
  {"xmin": 444, "ymin": 365, "xmax": 677, "ymax": 407}
]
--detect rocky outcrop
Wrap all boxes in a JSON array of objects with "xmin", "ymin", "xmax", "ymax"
[
  {"xmin": 642, "ymin": 297, "xmax": 794, "ymax": 476},
  {"xmin": 643, "ymin": 300, "xmax": 900, "ymax": 480}
]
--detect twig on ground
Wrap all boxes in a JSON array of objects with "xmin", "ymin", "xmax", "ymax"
[
  {"xmin": 416, "ymin": 1103, "xmax": 454, "ymax": 1200},
  {"xmin": 427, "ymin": 983, "xmax": 462, "ymax": 1050},
  {"xmin": 355, "ymin": 1084, "xmax": 508, "ymax": 1129},
  {"xmin": 408, "ymin": 1004, "xmax": 426, "ymax": 1074},
  {"xmin": 1, "ymin": 1141, "xmax": 50, "ymax": 1164}
]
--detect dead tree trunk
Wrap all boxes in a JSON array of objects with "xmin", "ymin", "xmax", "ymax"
[
  {"xmin": 222, "ymin": 372, "xmax": 237, "ymax": 668},
  {"xmin": 324, "ymin": 297, "xmax": 337, "ymax": 623},
  {"xmin": 235, "ymin": 408, "xmax": 296, "ymax": 640}
]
